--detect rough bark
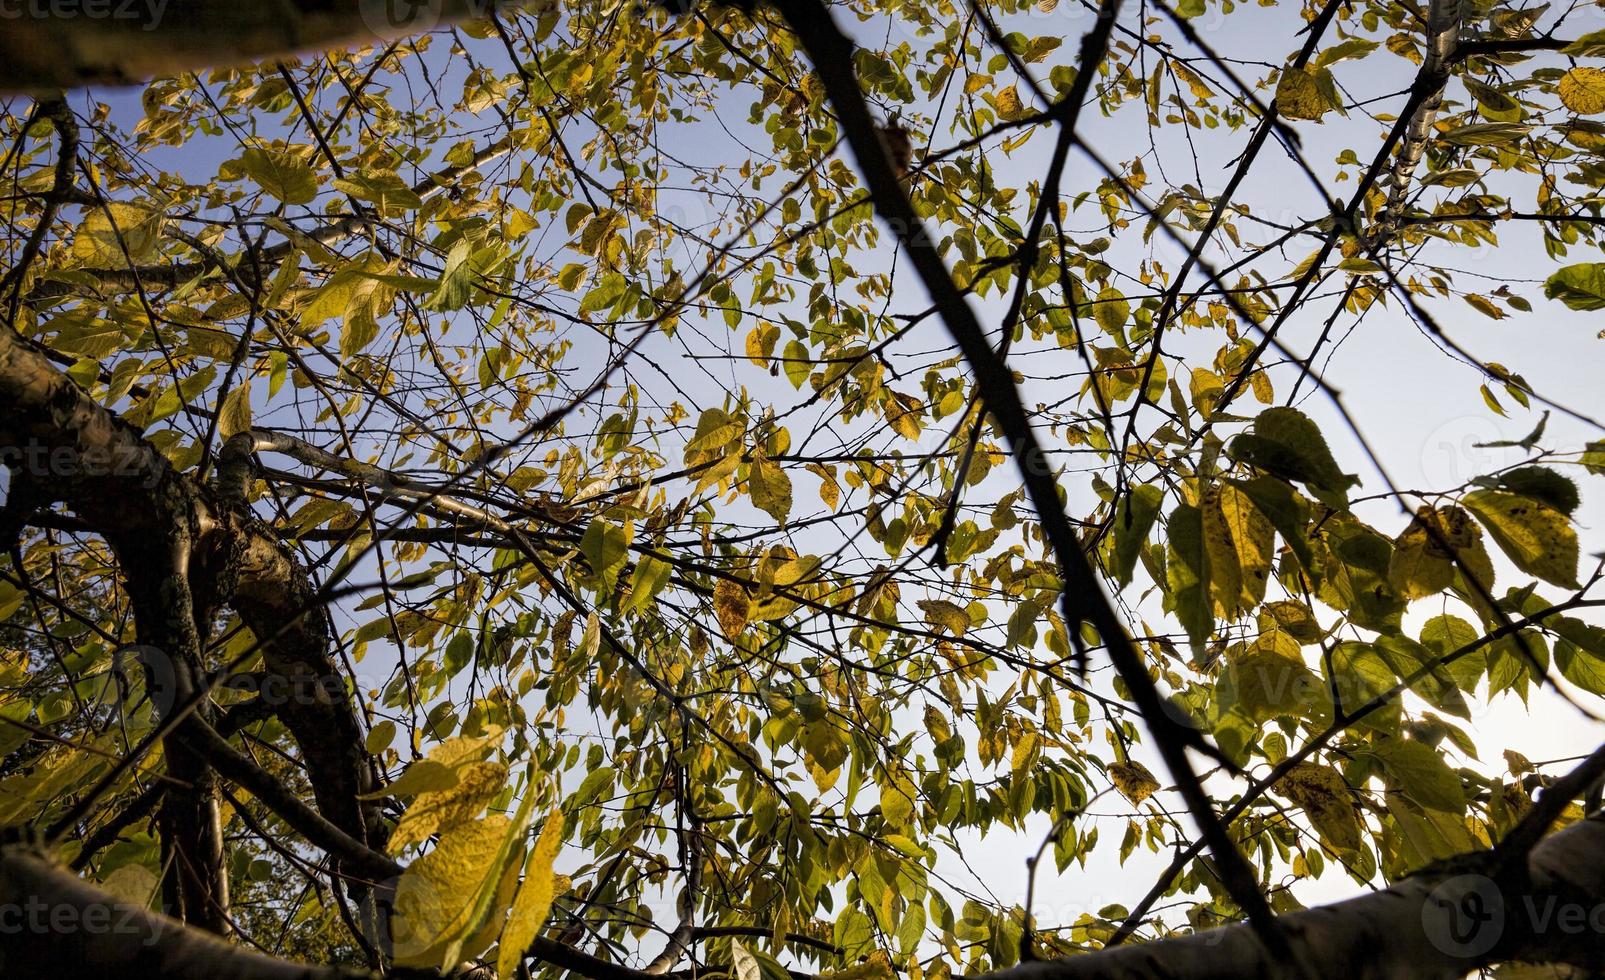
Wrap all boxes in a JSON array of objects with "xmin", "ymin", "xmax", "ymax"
[
  {"xmin": 6, "ymin": 817, "xmax": 1605, "ymax": 979},
  {"xmin": 0, "ymin": 327, "xmax": 381, "ymax": 918},
  {"xmin": 0, "ymin": 0, "xmax": 522, "ymax": 93},
  {"xmin": 0, "ymin": 325, "xmax": 230, "ymax": 928},
  {"xmin": 979, "ymin": 817, "xmax": 1605, "ymax": 979},
  {"xmin": 0, "ymin": 847, "xmax": 374, "ymax": 980}
]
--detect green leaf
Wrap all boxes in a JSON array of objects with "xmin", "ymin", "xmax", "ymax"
[
  {"xmin": 1580, "ymin": 441, "xmax": 1605, "ymax": 476},
  {"xmin": 443, "ymin": 630, "xmax": 474, "ymax": 677},
  {"xmin": 1376, "ymin": 635, "xmax": 1472, "ymax": 720},
  {"xmin": 428, "ymin": 239, "xmax": 477, "ymax": 312},
  {"xmin": 1557, "ymin": 638, "xmax": 1605, "ymax": 695},
  {"xmin": 1419, "ymin": 615, "xmax": 1487, "ymax": 695},
  {"xmin": 1313, "ymin": 512, "xmax": 1405, "ymax": 633},
  {"xmin": 1372, "ymin": 737, "xmax": 1464, "ymax": 813},
  {"xmin": 1227, "ymin": 407, "xmax": 1357, "ymax": 506},
  {"xmin": 1165, "ymin": 503, "xmax": 1213, "ymax": 648},
  {"xmin": 579, "ymin": 518, "xmax": 633, "ymax": 593},
  {"xmin": 1110, "ymin": 484, "xmax": 1162, "ymax": 586},
  {"xmin": 1463, "ymin": 490, "xmax": 1579, "ymax": 588},
  {"xmin": 1543, "ymin": 263, "xmax": 1605, "ymax": 310},
  {"xmin": 782, "ymin": 340, "xmax": 811, "ymax": 388},
  {"xmin": 1226, "ymin": 476, "xmax": 1313, "ymax": 570},
  {"xmin": 625, "ymin": 554, "xmax": 673, "ymax": 613},
  {"xmin": 1494, "ymin": 466, "xmax": 1580, "ymax": 517}
]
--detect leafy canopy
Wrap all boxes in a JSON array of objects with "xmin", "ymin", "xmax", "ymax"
[{"xmin": 3, "ymin": 0, "xmax": 1605, "ymax": 974}]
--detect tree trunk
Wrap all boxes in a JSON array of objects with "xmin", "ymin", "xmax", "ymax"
[{"xmin": 1, "ymin": 316, "xmax": 380, "ymax": 932}]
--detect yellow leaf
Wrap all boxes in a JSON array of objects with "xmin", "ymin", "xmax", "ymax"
[
  {"xmin": 1275, "ymin": 763, "xmax": 1362, "ymax": 853},
  {"xmin": 886, "ymin": 391, "xmax": 923, "ymax": 440},
  {"xmin": 495, "ymin": 810, "xmax": 566, "ymax": 980},
  {"xmin": 1216, "ymin": 482, "xmax": 1274, "ymax": 609},
  {"xmin": 995, "ymin": 85, "xmax": 1024, "ymax": 119},
  {"xmin": 1190, "ymin": 367, "xmax": 1224, "ymax": 415},
  {"xmin": 1388, "ymin": 506, "xmax": 1473, "ymax": 600},
  {"xmin": 745, "ymin": 323, "xmax": 779, "ymax": 367},
  {"xmin": 713, "ymin": 577, "xmax": 751, "ymax": 640},
  {"xmin": 1250, "ymin": 370, "xmax": 1274, "ymax": 404},
  {"xmin": 392, "ymin": 816, "xmax": 512, "ymax": 967},
  {"xmin": 428, "ymin": 727, "xmax": 505, "ymax": 767},
  {"xmin": 461, "ymin": 840, "xmax": 525, "ymax": 963},
  {"xmin": 1263, "ymin": 600, "xmax": 1323, "ymax": 642},
  {"xmin": 1464, "ymin": 293, "xmax": 1508, "ymax": 320},
  {"xmin": 73, "ymin": 202, "xmax": 162, "ymax": 265},
  {"xmin": 383, "ymin": 728, "xmax": 506, "ymax": 852},
  {"xmin": 1200, "ymin": 487, "xmax": 1243, "ymax": 619},
  {"xmin": 366, "ymin": 759, "xmax": 457, "ymax": 799},
  {"xmin": 1464, "ymin": 490, "xmax": 1579, "ymax": 588},
  {"xmin": 918, "ymin": 599, "xmax": 970, "ymax": 636},
  {"xmin": 390, "ymin": 760, "xmax": 509, "ymax": 853},
  {"xmin": 299, "ymin": 271, "xmax": 363, "ymax": 330},
  {"xmin": 217, "ymin": 380, "xmax": 253, "ymax": 439},
  {"xmin": 1559, "ymin": 67, "xmax": 1605, "ymax": 115},
  {"xmin": 1093, "ymin": 285, "xmax": 1130, "ymax": 336},
  {"xmin": 821, "ymin": 952, "xmax": 894, "ymax": 980},
  {"xmin": 807, "ymin": 463, "xmax": 840, "ymax": 510},
  {"xmin": 732, "ymin": 939, "xmax": 761, "ymax": 980},
  {"xmin": 1108, "ymin": 760, "xmax": 1159, "ymax": 804},
  {"xmin": 749, "ymin": 454, "xmax": 792, "ymax": 524},
  {"xmin": 1274, "ymin": 66, "xmax": 1328, "ymax": 121},
  {"xmin": 1504, "ymin": 749, "xmax": 1535, "ymax": 775},
  {"xmin": 98, "ymin": 864, "xmax": 160, "ymax": 908},
  {"xmin": 879, "ymin": 769, "xmax": 917, "ymax": 827},
  {"xmin": 1011, "ymin": 732, "xmax": 1039, "ymax": 774}
]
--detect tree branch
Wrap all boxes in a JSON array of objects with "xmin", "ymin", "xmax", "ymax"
[
  {"xmin": 0, "ymin": 846, "xmax": 375, "ymax": 980},
  {"xmin": 764, "ymin": 0, "xmax": 1297, "ymax": 964},
  {"xmin": 0, "ymin": 0, "xmax": 524, "ymax": 91}
]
